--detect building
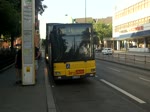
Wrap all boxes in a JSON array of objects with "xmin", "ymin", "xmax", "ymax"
[
  {"xmin": 95, "ymin": 17, "xmax": 112, "ymax": 24},
  {"xmin": 75, "ymin": 17, "xmax": 93, "ymax": 23},
  {"xmin": 113, "ymin": 0, "xmax": 150, "ymax": 52},
  {"xmin": 75, "ymin": 17, "xmax": 112, "ymax": 24}
]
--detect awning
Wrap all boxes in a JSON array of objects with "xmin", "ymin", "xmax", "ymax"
[{"xmin": 114, "ymin": 30, "xmax": 150, "ymax": 40}]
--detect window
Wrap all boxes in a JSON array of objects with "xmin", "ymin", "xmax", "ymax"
[
  {"xmin": 134, "ymin": 3, "xmax": 139, "ymax": 12},
  {"xmin": 144, "ymin": 17, "xmax": 148, "ymax": 23},
  {"xmin": 133, "ymin": 20, "xmax": 136, "ymax": 26},
  {"xmin": 148, "ymin": 16, "xmax": 150, "ymax": 23},
  {"xmin": 144, "ymin": 1, "xmax": 148, "ymax": 8},
  {"xmin": 141, "ymin": 18, "xmax": 145, "ymax": 24},
  {"xmin": 141, "ymin": 1, "xmax": 145, "ymax": 9},
  {"xmin": 148, "ymin": 1, "xmax": 150, "ymax": 7},
  {"xmin": 138, "ymin": 2, "xmax": 142, "ymax": 10}
]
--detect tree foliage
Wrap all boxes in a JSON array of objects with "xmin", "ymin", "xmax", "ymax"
[
  {"xmin": 35, "ymin": 0, "xmax": 47, "ymax": 15},
  {"xmin": 0, "ymin": 0, "xmax": 47, "ymax": 36},
  {"xmin": 0, "ymin": 0, "xmax": 47, "ymax": 50},
  {"xmin": 93, "ymin": 22, "xmax": 112, "ymax": 46},
  {"xmin": 0, "ymin": 0, "xmax": 20, "ymax": 36},
  {"xmin": 41, "ymin": 38, "xmax": 46, "ymax": 48}
]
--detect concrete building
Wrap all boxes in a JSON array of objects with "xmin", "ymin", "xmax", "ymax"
[
  {"xmin": 113, "ymin": 0, "xmax": 150, "ymax": 52},
  {"xmin": 75, "ymin": 17, "xmax": 112, "ymax": 24}
]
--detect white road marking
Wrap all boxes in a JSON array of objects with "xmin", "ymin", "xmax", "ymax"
[
  {"xmin": 100, "ymin": 79, "xmax": 146, "ymax": 104},
  {"xmin": 139, "ymin": 77, "xmax": 150, "ymax": 82},
  {"xmin": 107, "ymin": 67, "xmax": 120, "ymax": 72},
  {"xmin": 95, "ymin": 75, "xmax": 98, "ymax": 78}
]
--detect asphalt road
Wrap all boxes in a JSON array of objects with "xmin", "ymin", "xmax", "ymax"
[
  {"xmin": 48, "ymin": 60, "xmax": 150, "ymax": 112},
  {"xmin": 96, "ymin": 60, "xmax": 150, "ymax": 111}
]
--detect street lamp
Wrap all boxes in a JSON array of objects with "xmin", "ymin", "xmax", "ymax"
[
  {"xmin": 65, "ymin": 14, "xmax": 68, "ymax": 23},
  {"xmin": 85, "ymin": 0, "xmax": 86, "ymax": 23}
]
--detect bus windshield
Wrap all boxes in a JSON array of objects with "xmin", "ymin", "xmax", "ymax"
[{"xmin": 51, "ymin": 24, "xmax": 94, "ymax": 62}]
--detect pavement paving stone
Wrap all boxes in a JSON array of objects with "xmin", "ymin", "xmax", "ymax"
[{"xmin": 0, "ymin": 59, "xmax": 48, "ymax": 112}]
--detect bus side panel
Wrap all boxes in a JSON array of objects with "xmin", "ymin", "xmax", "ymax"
[{"xmin": 53, "ymin": 60, "xmax": 96, "ymax": 80}]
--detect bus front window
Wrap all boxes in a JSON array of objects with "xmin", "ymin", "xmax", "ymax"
[{"xmin": 58, "ymin": 35, "xmax": 93, "ymax": 61}]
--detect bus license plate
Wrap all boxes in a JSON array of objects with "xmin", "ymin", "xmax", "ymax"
[
  {"xmin": 73, "ymin": 76, "xmax": 80, "ymax": 79},
  {"xmin": 76, "ymin": 70, "xmax": 84, "ymax": 74}
]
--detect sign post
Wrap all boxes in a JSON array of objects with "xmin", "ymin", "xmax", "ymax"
[{"xmin": 22, "ymin": 0, "xmax": 35, "ymax": 85}]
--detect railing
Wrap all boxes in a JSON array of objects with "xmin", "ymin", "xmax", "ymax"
[
  {"xmin": 0, "ymin": 57, "xmax": 15, "ymax": 71},
  {"xmin": 95, "ymin": 53, "xmax": 150, "ymax": 70},
  {"xmin": 0, "ymin": 49, "xmax": 16, "ymax": 71}
]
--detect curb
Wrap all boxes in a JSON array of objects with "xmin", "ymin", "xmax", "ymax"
[{"xmin": 44, "ymin": 68, "xmax": 57, "ymax": 112}]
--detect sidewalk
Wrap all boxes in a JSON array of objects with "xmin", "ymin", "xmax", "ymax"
[{"xmin": 0, "ymin": 59, "xmax": 56, "ymax": 112}]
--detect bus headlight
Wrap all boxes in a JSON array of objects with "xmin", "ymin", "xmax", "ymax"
[
  {"xmin": 46, "ymin": 56, "xmax": 49, "ymax": 60},
  {"xmin": 91, "ymin": 68, "xmax": 96, "ymax": 73},
  {"xmin": 54, "ymin": 72, "xmax": 61, "ymax": 75}
]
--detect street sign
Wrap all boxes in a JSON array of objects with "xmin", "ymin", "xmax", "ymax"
[{"xmin": 22, "ymin": 0, "xmax": 35, "ymax": 85}]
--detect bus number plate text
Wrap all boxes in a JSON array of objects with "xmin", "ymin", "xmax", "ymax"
[{"xmin": 76, "ymin": 70, "xmax": 84, "ymax": 74}]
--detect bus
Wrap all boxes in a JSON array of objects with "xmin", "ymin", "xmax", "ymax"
[
  {"xmin": 45, "ymin": 23, "xmax": 60, "ymax": 63},
  {"xmin": 46, "ymin": 23, "xmax": 96, "ymax": 80}
]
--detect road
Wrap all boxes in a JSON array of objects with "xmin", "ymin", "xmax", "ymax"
[
  {"xmin": 96, "ymin": 60, "xmax": 150, "ymax": 111},
  {"xmin": 48, "ymin": 59, "xmax": 150, "ymax": 112}
]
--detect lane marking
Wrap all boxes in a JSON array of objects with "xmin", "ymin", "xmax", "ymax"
[
  {"xmin": 100, "ymin": 79, "xmax": 146, "ymax": 104},
  {"xmin": 95, "ymin": 75, "xmax": 98, "ymax": 78},
  {"xmin": 107, "ymin": 67, "xmax": 120, "ymax": 72},
  {"xmin": 139, "ymin": 77, "xmax": 150, "ymax": 82}
]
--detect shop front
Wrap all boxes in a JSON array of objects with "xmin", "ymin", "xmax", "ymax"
[{"xmin": 112, "ymin": 24, "xmax": 150, "ymax": 52}]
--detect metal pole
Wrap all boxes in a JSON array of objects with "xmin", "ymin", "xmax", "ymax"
[{"xmin": 85, "ymin": 0, "xmax": 86, "ymax": 23}]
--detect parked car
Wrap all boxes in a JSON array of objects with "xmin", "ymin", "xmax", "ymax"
[
  {"xmin": 102, "ymin": 48, "xmax": 113, "ymax": 55},
  {"xmin": 95, "ymin": 48, "xmax": 102, "ymax": 53}
]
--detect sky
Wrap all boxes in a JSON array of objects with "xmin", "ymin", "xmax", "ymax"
[{"xmin": 38, "ymin": 0, "xmax": 121, "ymax": 39}]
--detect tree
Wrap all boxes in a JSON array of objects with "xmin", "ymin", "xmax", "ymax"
[
  {"xmin": 0, "ymin": 0, "xmax": 20, "ymax": 50},
  {"xmin": 0, "ymin": 0, "xmax": 47, "ymax": 49},
  {"xmin": 93, "ymin": 31, "xmax": 99, "ymax": 45},
  {"xmin": 93, "ymin": 22, "xmax": 112, "ymax": 47},
  {"xmin": 0, "ymin": 0, "xmax": 47, "ymax": 36},
  {"xmin": 35, "ymin": 0, "xmax": 47, "ymax": 15},
  {"xmin": 35, "ymin": 0, "xmax": 47, "ymax": 30},
  {"xmin": 41, "ymin": 38, "xmax": 46, "ymax": 48},
  {"xmin": 0, "ymin": 0, "xmax": 20, "ymax": 36}
]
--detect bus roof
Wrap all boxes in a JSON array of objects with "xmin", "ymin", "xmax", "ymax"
[
  {"xmin": 46, "ymin": 23, "xmax": 62, "ymax": 25},
  {"xmin": 52, "ymin": 23, "xmax": 92, "ymax": 27}
]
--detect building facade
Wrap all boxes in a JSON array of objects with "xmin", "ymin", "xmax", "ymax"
[{"xmin": 113, "ymin": 0, "xmax": 150, "ymax": 52}]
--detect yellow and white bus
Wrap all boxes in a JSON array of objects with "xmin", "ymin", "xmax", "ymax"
[{"xmin": 46, "ymin": 23, "xmax": 96, "ymax": 80}]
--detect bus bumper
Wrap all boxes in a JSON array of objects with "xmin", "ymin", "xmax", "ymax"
[{"xmin": 53, "ymin": 73, "xmax": 95, "ymax": 80}]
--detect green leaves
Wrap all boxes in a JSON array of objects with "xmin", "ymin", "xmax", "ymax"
[
  {"xmin": 93, "ymin": 22, "xmax": 112, "ymax": 46},
  {"xmin": 35, "ymin": 0, "xmax": 47, "ymax": 15},
  {"xmin": 0, "ymin": 0, "xmax": 47, "ymax": 37},
  {"xmin": 0, "ymin": 0, "xmax": 20, "ymax": 36},
  {"xmin": 0, "ymin": 0, "xmax": 47, "ymax": 50}
]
